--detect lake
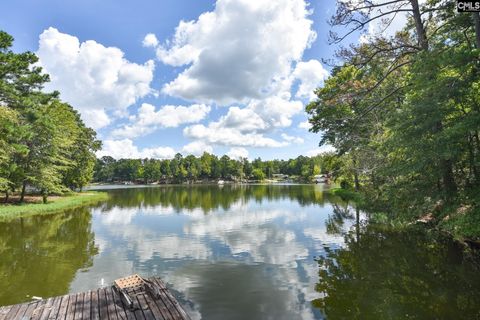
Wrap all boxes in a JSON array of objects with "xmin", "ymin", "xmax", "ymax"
[{"xmin": 1, "ymin": 184, "xmax": 479, "ymax": 319}]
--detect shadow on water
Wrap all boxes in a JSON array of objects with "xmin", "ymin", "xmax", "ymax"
[
  {"xmin": 313, "ymin": 221, "xmax": 480, "ymax": 319},
  {"xmin": 0, "ymin": 207, "xmax": 97, "ymax": 305}
]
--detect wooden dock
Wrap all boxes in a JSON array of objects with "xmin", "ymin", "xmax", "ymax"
[{"xmin": 0, "ymin": 277, "xmax": 190, "ymax": 320}]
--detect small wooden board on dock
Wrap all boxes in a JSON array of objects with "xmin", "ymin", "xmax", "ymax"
[{"xmin": 0, "ymin": 275, "xmax": 191, "ymax": 320}]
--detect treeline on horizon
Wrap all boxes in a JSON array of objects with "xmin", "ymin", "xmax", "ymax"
[
  {"xmin": 0, "ymin": 31, "xmax": 100, "ymax": 203},
  {"xmin": 93, "ymin": 153, "xmax": 339, "ymax": 183},
  {"xmin": 306, "ymin": 1, "xmax": 480, "ymax": 236}
]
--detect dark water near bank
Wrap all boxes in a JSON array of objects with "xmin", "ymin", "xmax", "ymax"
[{"xmin": 0, "ymin": 184, "xmax": 479, "ymax": 319}]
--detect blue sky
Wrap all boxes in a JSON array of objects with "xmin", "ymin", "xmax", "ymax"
[{"xmin": 1, "ymin": 0, "xmax": 343, "ymax": 160}]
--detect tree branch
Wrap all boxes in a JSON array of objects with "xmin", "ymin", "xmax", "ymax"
[{"xmin": 330, "ymin": 9, "xmax": 414, "ymax": 44}]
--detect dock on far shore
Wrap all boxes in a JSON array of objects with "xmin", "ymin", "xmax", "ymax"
[{"xmin": 0, "ymin": 276, "xmax": 191, "ymax": 320}]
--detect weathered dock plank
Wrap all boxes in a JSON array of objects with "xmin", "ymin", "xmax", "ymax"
[
  {"xmin": 105, "ymin": 287, "xmax": 120, "ymax": 320},
  {"xmin": 97, "ymin": 288, "xmax": 109, "ymax": 320},
  {"xmin": 144, "ymin": 291, "xmax": 172, "ymax": 320},
  {"xmin": 0, "ymin": 277, "xmax": 189, "ymax": 320},
  {"xmin": 81, "ymin": 291, "xmax": 92, "ymax": 320},
  {"xmin": 31, "ymin": 299, "xmax": 48, "ymax": 319},
  {"xmin": 136, "ymin": 291, "xmax": 155, "ymax": 320},
  {"xmin": 36, "ymin": 297, "xmax": 55, "ymax": 320},
  {"xmin": 108, "ymin": 287, "xmax": 127, "ymax": 320},
  {"xmin": 152, "ymin": 278, "xmax": 189, "ymax": 320},
  {"xmin": 90, "ymin": 290, "xmax": 100, "ymax": 320},
  {"xmin": 47, "ymin": 295, "xmax": 64, "ymax": 320},
  {"xmin": 24, "ymin": 301, "xmax": 41, "ymax": 319},
  {"xmin": 130, "ymin": 288, "xmax": 146, "ymax": 320},
  {"xmin": 57, "ymin": 294, "xmax": 71, "ymax": 319},
  {"xmin": 4, "ymin": 303, "xmax": 22, "ymax": 320},
  {"xmin": 0, "ymin": 305, "xmax": 13, "ymax": 320},
  {"xmin": 65, "ymin": 292, "xmax": 77, "ymax": 320}
]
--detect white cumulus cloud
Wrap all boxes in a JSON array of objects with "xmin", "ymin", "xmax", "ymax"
[
  {"xmin": 293, "ymin": 59, "xmax": 329, "ymax": 100},
  {"xmin": 298, "ymin": 121, "xmax": 311, "ymax": 130},
  {"xmin": 219, "ymin": 107, "xmax": 268, "ymax": 133},
  {"xmin": 227, "ymin": 147, "xmax": 249, "ymax": 160},
  {"xmin": 182, "ymin": 141, "xmax": 213, "ymax": 156},
  {"xmin": 182, "ymin": 95, "xmax": 304, "ymax": 148},
  {"xmin": 183, "ymin": 124, "xmax": 288, "ymax": 148},
  {"xmin": 281, "ymin": 133, "xmax": 304, "ymax": 144},
  {"xmin": 37, "ymin": 27, "xmax": 155, "ymax": 129},
  {"xmin": 142, "ymin": 33, "xmax": 159, "ymax": 47},
  {"xmin": 247, "ymin": 94, "xmax": 304, "ymax": 129},
  {"xmin": 111, "ymin": 103, "xmax": 211, "ymax": 138},
  {"xmin": 97, "ymin": 139, "xmax": 176, "ymax": 159},
  {"xmin": 140, "ymin": 0, "xmax": 324, "ymax": 152},
  {"xmin": 305, "ymin": 145, "xmax": 335, "ymax": 157},
  {"xmin": 156, "ymin": 0, "xmax": 316, "ymax": 104}
]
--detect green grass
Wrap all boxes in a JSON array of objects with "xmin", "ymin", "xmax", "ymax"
[
  {"xmin": 0, "ymin": 191, "xmax": 109, "ymax": 220},
  {"xmin": 438, "ymin": 206, "xmax": 480, "ymax": 240},
  {"xmin": 329, "ymin": 187, "xmax": 365, "ymax": 205}
]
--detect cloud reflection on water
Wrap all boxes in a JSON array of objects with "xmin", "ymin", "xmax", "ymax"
[{"xmin": 70, "ymin": 185, "xmax": 356, "ymax": 319}]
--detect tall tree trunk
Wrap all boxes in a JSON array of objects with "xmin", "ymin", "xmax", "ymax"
[
  {"xmin": 19, "ymin": 181, "xmax": 27, "ymax": 203},
  {"xmin": 442, "ymin": 159, "xmax": 457, "ymax": 198},
  {"xmin": 410, "ymin": 0, "xmax": 428, "ymax": 50},
  {"xmin": 474, "ymin": 130, "xmax": 480, "ymax": 185},
  {"xmin": 473, "ymin": 12, "xmax": 480, "ymax": 49},
  {"xmin": 410, "ymin": 0, "xmax": 459, "ymax": 197},
  {"xmin": 4, "ymin": 190, "xmax": 8, "ymax": 203},
  {"xmin": 354, "ymin": 171, "xmax": 360, "ymax": 192},
  {"xmin": 434, "ymin": 122, "xmax": 457, "ymax": 198},
  {"xmin": 355, "ymin": 207, "xmax": 360, "ymax": 243},
  {"xmin": 410, "ymin": 0, "xmax": 458, "ymax": 199},
  {"xmin": 42, "ymin": 190, "xmax": 48, "ymax": 204},
  {"xmin": 467, "ymin": 134, "xmax": 479, "ymax": 185},
  {"xmin": 352, "ymin": 155, "xmax": 360, "ymax": 191}
]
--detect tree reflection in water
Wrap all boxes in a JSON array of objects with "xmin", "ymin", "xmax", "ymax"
[
  {"xmin": 0, "ymin": 208, "xmax": 97, "ymax": 305},
  {"xmin": 101, "ymin": 184, "xmax": 340, "ymax": 213},
  {"xmin": 313, "ymin": 219, "xmax": 480, "ymax": 319},
  {"xmin": 2, "ymin": 184, "xmax": 478, "ymax": 319}
]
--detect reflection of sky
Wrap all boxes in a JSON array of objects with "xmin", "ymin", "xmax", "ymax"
[{"xmin": 69, "ymin": 191, "xmax": 359, "ymax": 320}]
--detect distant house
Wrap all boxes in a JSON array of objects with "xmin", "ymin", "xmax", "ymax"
[{"xmin": 313, "ymin": 174, "xmax": 327, "ymax": 183}]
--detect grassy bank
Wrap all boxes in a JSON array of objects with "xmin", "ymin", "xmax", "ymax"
[
  {"xmin": 0, "ymin": 192, "xmax": 109, "ymax": 220},
  {"xmin": 330, "ymin": 186, "xmax": 480, "ymax": 243}
]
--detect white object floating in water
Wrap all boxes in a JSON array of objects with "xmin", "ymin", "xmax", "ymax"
[
  {"xmin": 31, "ymin": 296, "xmax": 43, "ymax": 301},
  {"xmin": 101, "ymin": 278, "xmax": 105, "ymax": 286}
]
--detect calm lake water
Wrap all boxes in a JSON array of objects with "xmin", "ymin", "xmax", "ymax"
[{"xmin": 1, "ymin": 184, "xmax": 479, "ymax": 319}]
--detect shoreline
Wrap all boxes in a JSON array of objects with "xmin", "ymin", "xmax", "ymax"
[
  {"xmin": 88, "ymin": 180, "xmax": 325, "ymax": 186},
  {"xmin": 86, "ymin": 181, "xmax": 329, "ymax": 191},
  {"xmin": 0, "ymin": 191, "xmax": 109, "ymax": 220}
]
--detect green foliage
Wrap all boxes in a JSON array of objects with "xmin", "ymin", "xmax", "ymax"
[
  {"xmin": 307, "ymin": 3, "xmax": 480, "ymax": 237},
  {"xmin": 251, "ymin": 168, "xmax": 265, "ymax": 181},
  {"xmin": 0, "ymin": 106, "xmax": 21, "ymax": 192},
  {"xmin": 93, "ymin": 152, "xmax": 334, "ymax": 183},
  {"xmin": 0, "ymin": 31, "xmax": 100, "ymax": 202}
]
